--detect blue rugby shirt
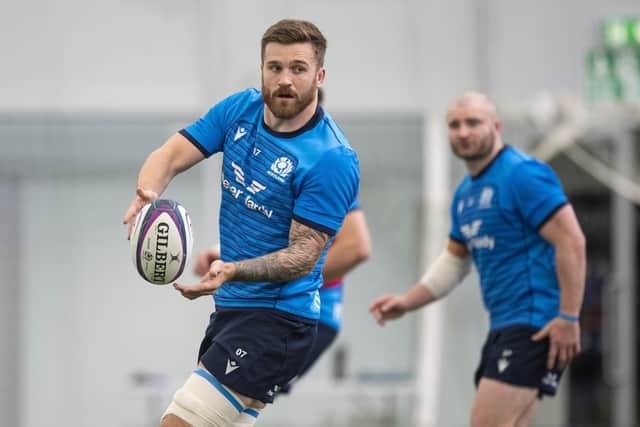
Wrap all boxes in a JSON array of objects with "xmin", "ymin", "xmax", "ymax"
[
  {"xmin": 180, "ymin": 89, "xmax": 360, "ymax": 320},
  {"xmin": 449, "ymin": 146, "xmax": 568, "ymax": 330}
]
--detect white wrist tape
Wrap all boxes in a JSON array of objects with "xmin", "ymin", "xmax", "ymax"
[{"xmin": 418, "ymin": 250, "xmax": 471, "ymax": 299}]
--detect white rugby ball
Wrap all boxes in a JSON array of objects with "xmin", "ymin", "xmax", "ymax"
[{"xmin": 130, "ymin": 199, "xmax": 194, "ymax": 285}]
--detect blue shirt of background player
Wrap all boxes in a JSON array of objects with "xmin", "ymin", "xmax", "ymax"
[
  {"xmin": 449, "ymin": 146, "xmax": 568, "ymax": 331},
  {"xmin": 317, "ymin": 200, "xmax": 361, "ymax": 330},
  {"xmin": 179, "ymin": 88, "xmax": 360, "ymax": 320}
]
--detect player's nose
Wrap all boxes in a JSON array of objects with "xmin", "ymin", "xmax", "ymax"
[{"xmin": 277, "ymin": 71, "xmax": 294, "ymax": 86}]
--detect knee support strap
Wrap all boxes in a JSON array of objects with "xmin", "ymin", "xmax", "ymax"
[
  {"xmin": 231, "ymin": 408, "xmax": 261, "ymax": 427},
  {"xmin": 163, "ymin": 368, "xmax": 244, "ymax": 427}
]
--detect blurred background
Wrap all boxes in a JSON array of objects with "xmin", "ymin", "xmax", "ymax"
[{"xmin": 1, "ymin": 0, "xmax": 639, "ymax": 426}]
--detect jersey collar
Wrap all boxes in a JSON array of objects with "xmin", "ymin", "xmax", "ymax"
[
  {"xmin": 262, "ymin": 105, "xmax": 324, "ymax": 139},
  {"xmin": 471, "ymin": 145, "xmax": 509, "ymax": 180}
]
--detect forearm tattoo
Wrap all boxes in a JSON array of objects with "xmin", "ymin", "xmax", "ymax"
[{"xmin": 232, "ymin": 220, "xmax": 329, "ymax": 283}]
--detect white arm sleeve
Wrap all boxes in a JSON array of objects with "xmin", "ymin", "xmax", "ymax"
[{"xmin": 418, "ymin": 250, "xmax": 471, "ymax": 299}]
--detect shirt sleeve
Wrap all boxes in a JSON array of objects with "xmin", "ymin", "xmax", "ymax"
[
  {"xmin": 449, "ymin": 190, "xmax": 465, "ymax": 243},
  {"xmin": 509, "ymin": 160, "xmax": 568, "ymax": 231},
  {"xmin": 293, "ymin": 146, "xmax": 360, "ymax": 236},
  {"xmin": 179, "ymin": 91, "xmax": 248, "ymax": 157}
]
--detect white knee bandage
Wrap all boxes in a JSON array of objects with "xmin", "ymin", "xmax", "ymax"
[
  {"xmin": 163, "ymin": 368, "xmax": 244, "ymax": 427},
  {"xmin": 231, "ymin": 408, "xmax": 261, "ymax": 427},
  {"xmin": 418, "ymin": 250, "xmax": 471, "ymax": 299}
]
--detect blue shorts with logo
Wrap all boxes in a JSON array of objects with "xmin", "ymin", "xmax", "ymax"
[
  {"xmin": 474, "ymin": 325, "xmax": 564, "ymax": 397},
  {"xmin": 278, "ymin": 321, "xmax": 339, "ymax": 394},
  {"xmin": 198, "ymin": 308, "xmax": 317, "ymax": 403}
]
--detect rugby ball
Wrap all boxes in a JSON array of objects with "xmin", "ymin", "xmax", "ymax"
[{"xmin": 130, "ymin": 199, "xmax": 193, "ymax": 285}]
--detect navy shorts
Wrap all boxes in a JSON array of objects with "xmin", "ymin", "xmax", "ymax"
[
  {"xmin": 198, "ymin": 308, "xmax": 317, "ymax": 403},
  {"xmin": 279, "ymin": 321, "xmax": 339, "ymax": 394},
  {"xmin": 474, "ymin": 325, "xmax": 564, "ymax": 397}
]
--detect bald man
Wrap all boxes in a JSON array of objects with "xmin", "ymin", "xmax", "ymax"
[{"xmin": 370, "ymin": 92, "xmax": 586, "ymax": 427}]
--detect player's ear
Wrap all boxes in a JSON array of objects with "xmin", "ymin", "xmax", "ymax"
[{"xmin": 316, "ymin": 67, "xmax": 326, "ymax": 85}]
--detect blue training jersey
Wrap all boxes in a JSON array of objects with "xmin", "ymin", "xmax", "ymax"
[
  {"xmin": 318, "ymin": 285, "xmax": 343, "ymax": 330},
  {"xmin": 180, "ymin": 89, "xmax": 360, "ymax": 320},
  {"xmin": 449, "ymin": 146, "xmax": 568, "ymax": 330}
]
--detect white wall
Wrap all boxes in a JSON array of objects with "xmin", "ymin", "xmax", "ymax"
[
  {"xmin": 0, "ymin": 0, "xmax": 202, "ymax": 112},
  {"xmin": 0, "ymin": 0, "xmax": 428, "ymax": 113},
  {"xmin": 18, "ymin": 174, "xmax": 211, "ymax": 427},
  {"xmin": 4, "ymin": 0, "xmax": 640, "ymax": 113}
]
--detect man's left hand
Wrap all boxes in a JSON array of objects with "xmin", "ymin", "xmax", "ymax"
[
  {"xmin": 174, "ymin": 260, "xmax": 235, "ymax": 300},
  {"xmin": 532, "ymin": 317, "xmax": 581, "ymax": 369}
]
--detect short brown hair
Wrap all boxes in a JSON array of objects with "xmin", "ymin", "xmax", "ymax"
[{"xmin": 261, "ymin": 19, "xmax": 327, "ymax": 67}]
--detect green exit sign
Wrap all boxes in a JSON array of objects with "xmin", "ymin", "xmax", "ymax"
[{"xmin": 603, "ymin": 18, "xmax": 640, "ymax": 47}]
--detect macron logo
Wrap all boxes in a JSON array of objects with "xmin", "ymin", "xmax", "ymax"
[
  {"xmin": 497, "ymin": 349, "xmax": 512, "ymax": 373},
  {"xmin": 234, "ymin": 127, "xmax": 247, "ymax": 141},
  {"xmin": 225, "ymin": 359, "xmax": 240, "ymax": 375}
]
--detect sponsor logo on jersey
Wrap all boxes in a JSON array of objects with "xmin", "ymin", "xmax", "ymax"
[
  {"xmin": 232, "ymin": 162, "xmax": 246, "ymax": 185},
  {"xmin": 247, "ymin": 180, "xmax": 266, "ymax": 195},
  {"xmin": 468, "ymin": 236, "xmax": 495, "ymax": 250},
  {"xmin": 232, "ymin": 162, "xmax": 266, "ymax": 195},
  {"xmin": 460, "ymin": 219, "xmax": 495, "ymax": 250},
  {"xmin": 222, "ymin": 170, "xmax": 273, "ymax": 219},
  {"xmin": 244, "ymin": 195, "xmax": 273, "ymax": 218},
  {"xmin": 461, "ymin": 220, "xmax": 482, "ymax": 239},
  {"xmin": 222, "ymin": 174, "xmax": 245, "ymax": 199}
]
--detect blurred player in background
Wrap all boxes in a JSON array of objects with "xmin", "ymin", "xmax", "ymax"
[
  {"xmin": 194, "ymin": 201, "xmax": 371, "ymax": 393},
  {"xmin": 123, "ymin": 19, "xmax": 360, "ymax": 427},
  {"xmin": 370, "ymin": 92, "xmax": 586, "ymax": 427}
]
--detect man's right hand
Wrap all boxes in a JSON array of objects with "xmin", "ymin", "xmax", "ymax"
[
  {"xmin": 123, "ymin": 187, "xmax": 159, "ymax": 239},
  {"xmin": 194, "ymin": 248, "xmax": 220, "ymax": 276},
  {"xmin": 369, "ymin": 295, "xmax": 409, "ymax": 326}
]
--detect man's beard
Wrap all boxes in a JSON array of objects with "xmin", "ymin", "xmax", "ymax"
[
  {"xmin": 451, "ymin": 132, "xmax": 495, "ymax": 162},
  {"xmin": 262, "ymin": 84, "xmax": 316, "ymax": 120}
]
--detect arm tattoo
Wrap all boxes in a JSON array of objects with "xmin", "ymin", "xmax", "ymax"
[{"xmin": 232, "ymin": 220, "xmax": 330, "ymax": 283}]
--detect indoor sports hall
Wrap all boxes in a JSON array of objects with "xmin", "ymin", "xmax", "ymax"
[{"xmin": 1, "ymin": 1, "xmax": 639, "ymax": 426}]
